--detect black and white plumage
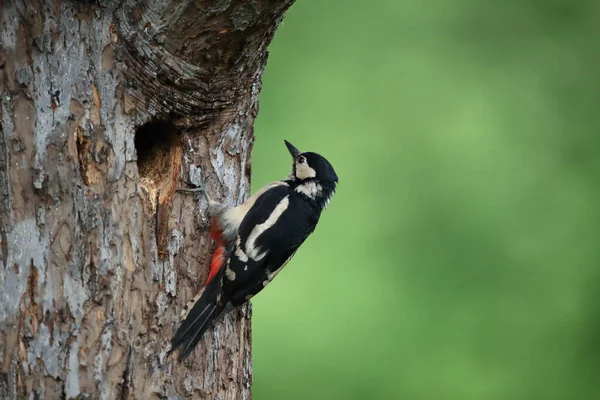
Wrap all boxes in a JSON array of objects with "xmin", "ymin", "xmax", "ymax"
[{"xmin": 169, "ymin": 140, "xmax": 338, "ymax": 360}]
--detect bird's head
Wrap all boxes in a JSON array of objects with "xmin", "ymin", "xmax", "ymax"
[
  {"xmin": 285, "ymin": 140, "xmax": 338, "ymax": 186},
  {"xmin": 285, "ymin": 140, "xmax": 338, "ymax": 207}
]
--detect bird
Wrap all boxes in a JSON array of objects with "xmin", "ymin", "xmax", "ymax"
[{"xmin": 169, "ymin": 140, "xmax": 338, "ymax": 360}]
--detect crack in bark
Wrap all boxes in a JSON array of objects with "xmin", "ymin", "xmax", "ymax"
[
  {"xmin": 120, "ymin": 345, "xmax": 134, "ymax": 400},
  {"xmin": 0, "ymin": 118, "xmax": 9, "ymax": 266}
]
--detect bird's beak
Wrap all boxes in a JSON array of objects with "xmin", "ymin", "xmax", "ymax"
[{"xmin": 284, "ymin": 140, "xmax": 301, "ymax": 159}]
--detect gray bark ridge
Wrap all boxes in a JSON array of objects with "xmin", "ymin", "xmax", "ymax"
[{"xmin": 0, "ymin": 0, "xmax": 294, "ymax": 398}]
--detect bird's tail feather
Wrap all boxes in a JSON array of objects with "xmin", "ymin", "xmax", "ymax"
[{"xmin": 169, "ymin": 268, "xmax": 225, "ymax": 361}]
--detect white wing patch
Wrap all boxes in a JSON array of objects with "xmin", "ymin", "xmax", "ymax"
[
  {"xmin": 234, "ymin": 247, "xmax": 249, "ymax": 262},
  {"xmin": 219, "ymin": 181, "xmax": 288, "ymax": 242},
  {"xmin": 295, "ymin": 181, "xmax": 322, "ymax": 199},
  {"xmin": 234, "ymin": 236, "xmax": 249, "ymax": 262},
  {"xmin": 245, "ymin": 195, "xmax": 290, "ymax": 260},
  {"xmin": 225, "ymin": 268, "xmax": 236, "ymax": 281}
]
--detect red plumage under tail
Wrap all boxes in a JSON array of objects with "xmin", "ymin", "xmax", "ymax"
[
  {"xmin": 206, "ymin": 245, "xmax": 226, "ymax": 285},
  {"xmin": 169, "ymin": 266, "xmax": 226, "ymax": 360},
  {"xmin": 206, "ymin": 216, "xmax": 227, "ymax": 285},
  {"xmin": 169, "ymin": 216, "xmax": 230, "ymax": 360}
]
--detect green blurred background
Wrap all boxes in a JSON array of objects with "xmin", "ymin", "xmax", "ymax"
[{"xmin": 249, "ymin": 1, "xmax": 600, "ymax": 399}]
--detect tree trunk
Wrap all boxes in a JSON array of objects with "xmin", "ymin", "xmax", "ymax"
[{"xmin": 0, "ymin": 0, "xmax": 293, "ymax": 398}]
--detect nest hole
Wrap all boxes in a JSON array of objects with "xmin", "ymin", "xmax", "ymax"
[{"xmin": 135, "ymin": 119, "xmax": 182, "ymax": 206}]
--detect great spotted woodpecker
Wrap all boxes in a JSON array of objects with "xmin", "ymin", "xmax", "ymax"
[{"xmin": 169, "ymin": 140, "xmax": 338, "ymax": 360}]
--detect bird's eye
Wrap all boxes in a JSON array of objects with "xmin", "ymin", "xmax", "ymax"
[{"xmin": 298, "ymin": 156, "xmax": 306, "ymax": 164}]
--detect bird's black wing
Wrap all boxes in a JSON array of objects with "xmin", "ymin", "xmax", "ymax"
[{"xmin": 222, "ymin": 186, "xmax": 318, "ymax": 305}]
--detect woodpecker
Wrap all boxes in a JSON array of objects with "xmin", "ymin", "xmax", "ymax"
[{"xmin": 169, "ymin": 140, "xmax": 338, "ymax": 360}]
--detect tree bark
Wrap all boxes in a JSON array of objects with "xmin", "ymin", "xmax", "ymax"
[{"xmin": 0, "ymin": 0, "xmax": 293, "ymax": 398}]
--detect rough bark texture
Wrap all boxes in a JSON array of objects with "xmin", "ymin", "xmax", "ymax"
[{"xmin": 0, "ymin": 0, "xmax": 293, "ymax": 398}]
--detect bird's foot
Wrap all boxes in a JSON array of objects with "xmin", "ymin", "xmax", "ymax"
[
  {"xmin": 177, "ymin": 180, "xmax": 225, "ymax": 219},
  {"xmin": 177, "ymin": 181, "xmax": 210, "ymax": 202}
]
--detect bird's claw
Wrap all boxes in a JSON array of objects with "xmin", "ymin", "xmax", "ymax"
[{"xmin": 177, "ymin": 182, "xmax": 209, "ymax": 201}]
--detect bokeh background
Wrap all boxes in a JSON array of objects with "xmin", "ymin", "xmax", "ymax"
[{"xmin": 250, "ymin": 1, "xmax": 600, "ymax": 399}]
